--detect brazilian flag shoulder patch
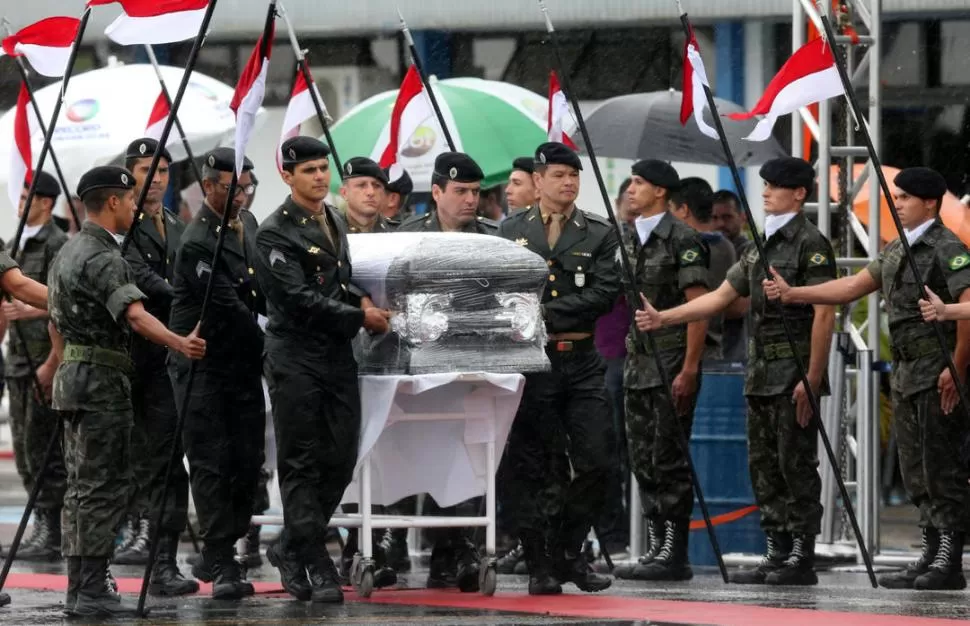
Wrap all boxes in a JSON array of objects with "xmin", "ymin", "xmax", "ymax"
[
  {"xmin": 949, "ymin": 253, "xmax": 970, "ymax": 271},
  {"xmin": 808, "ymin": 252, "xmax": 828, "ymax": 266},
  {"xmin": 681, "ymin": 248, "xmax": 700, "ymax": 264}
]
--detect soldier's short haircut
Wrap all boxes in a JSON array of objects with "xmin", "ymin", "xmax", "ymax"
[
  {"xmin": 671, "ymin": 177, "xmax": 714, "ymax": 223},
  {"xmin": 83, "ymin": 188, "xmax": 129, "ymax": 214},
  {"xmin": 712, "ymin": 189, "xmax": 741, "ymax": 211}
]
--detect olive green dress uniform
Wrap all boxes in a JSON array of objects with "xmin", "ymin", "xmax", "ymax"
[
  {"xmin": 498, "ymin": 143, "xmax": 619, "ymax": 593},
  {"xmin": 398, "ymin": 211, "xmax": 497, "ymax": 234}
]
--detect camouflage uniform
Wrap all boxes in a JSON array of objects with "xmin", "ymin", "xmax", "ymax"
[
  {"xmin": 624, "ymin": 212, "xmax": 710, "ymax": 524},
  {"xmin": 865, "ymin": 219, "xmax": 970, "ymax": 532},
  {"xmin": 48, "ymin": 221, "xmax": 145, "ymax": 557},
  {"xmin": 724, "ymin": 211, "xmax": 835, "ymax": 535},
  {"xmin": 4, "ymin": 223, "xmax": 68, "ymax": 515}
]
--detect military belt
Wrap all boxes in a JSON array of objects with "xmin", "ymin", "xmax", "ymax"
[
  {"xmin": 547, "ymin": 335, "xmax": 596, "ymax": 353},
  {"xmin": 755, "ymin": 341, "xmax": 810, "ymax": 361},
  {"xmin": 641, "ymin": 332, "xmax": 686, "ymax": 355},
  {"xmin": 891, "ymin": 336, "xmax": 951, "ymax": 362},
  {"xmin": 62, "ymin": 344, "xmax": 134, "ymax": 376}
]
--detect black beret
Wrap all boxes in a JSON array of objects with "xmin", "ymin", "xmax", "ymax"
[
  {"xmin": 631, "ymin": 159, "xmax": 680, "ymax": 190},
  {"xmin": 125, "ymin": 137, "xmax": 172, "ymax": 164},
  {"xmin": 512, "ymin": 156, "xmax": 535, "ymax": 175},
  {"xmin": 204, "ymin": 147, "xmax": 254, "ymax": 173},
  {"xmin": 384, "ymin": 164, "xmax": 413, "ymax": 196},
  {"xmin": 434, "ymin": 152, "xmax": 484, "ymax": 184},
  {"xmin": 342, "ymin": 157, "xmax": 388, "ymax": 185},
  {"xmin": 894, "ymin": 167, "xmax": 947, "ymax": 200},
  {"xmin": 26, "ymin": 170, "xmax": 60, "ymax": 199},
  {"xmin": 281, "ymin": 136, "xmax": 331, "ymax": 167},
  {"xmin": 759, "ymin": 157, "xmax": 815, "ymax": 191},
  {"xmin": 534, "ymin": 142, "xmax": 582, "ymax": 171},
  {"xmin": 77, "ymin": 166, "xmax": 135, "ymax": 199}
]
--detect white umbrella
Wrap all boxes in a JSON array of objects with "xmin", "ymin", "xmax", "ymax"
[{"xmin": 0, "ymin": 62, "xmax": 265, "ymax": 199}]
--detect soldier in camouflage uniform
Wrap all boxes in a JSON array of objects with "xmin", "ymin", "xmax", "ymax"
[
  {"xmin": 637, "ymin": 157, "xmax": 836, "ymax": 587},
  {"xmin": 771, "ymin": 167, "xmax": 970, "ymax": 591},
  {"xmin": 499, "ymin": 143, "xmax": 619, "ymax": 596},
  {"xmin": 616, "ymin": 161, "xmax": 710, "ymax": 582},
  {"xmin": 2, "ymin": 172, "xmax": 68, "ymax": 562},
  {"xmin": 43, "ymin": 166, "xmax": 206, "ymax": 618}
]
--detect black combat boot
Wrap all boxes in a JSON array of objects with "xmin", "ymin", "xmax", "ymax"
[
  {"xmin": 521, "ymin": 531, "xmax": 561, "ymax": 595},
  {"xmin": 385, "ymin": 528, "xmax": 411, "ymax": 573},
  {"xmin": 731, "ymin": 531, "xmax": 793, "ymax": 585},
  {"xmin": 879, "ymin": 527, "xmax": 938, "ymax": 589},
  {"xmin": 266, "ymin": 542, "xmax": 311, "ymax": 600},
  {"xmin": 206, "ymin": 544, "xmax": 252, "ymax": 600},
  {"xmin": 765, "ymin": 533, "xmax": 818, "ymax": 586},
  {"xmin": 148, "ymin": 533, "xmax": 200, "ymax": 596},
  {"xmin": 307, "ymin": 555, "xmax": 344, "ymax": 603},
  {"xmin": 454, "ymin": 537, "xmax": 481, "ymax": 593},
  {"xmin": 72, "ymin": 558, "xmax": 140, "ymax": 618},
  {"xmin": 63, "ymin": 556, "xmax": 82, "ymax": 616},
  {"xmin": 241, "ymin": 525, "xmax": 262, "ymax": 568},
  {"xmin": 914, "ymin": 530, "xmax": 966, "ymax": 590},
  {"xmin": 112, "ymin": 516, "xmax": 150, "ymax": 565},
  {"xmin": 615, "ymin": 517, "xmax": 662, "ymax": 580},
  {"xmin": 497, "ymin": 540, "xmax": 525, "ymax": 575},
  {"xmin": 426, "ymin": 540, "xmax": 458, "ymax": 588},
  {"xmin": 17, "ymin": 508, "xmax": 62, "ymax": 561},
  {"xmin": 554, "ymin": 526, "xmax": 612, "ymax": 592},
  {"xmin": 633, "ymin": 519, "xmax": 693, "ymax": 581}
]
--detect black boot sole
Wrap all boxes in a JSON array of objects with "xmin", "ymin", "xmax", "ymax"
[
  {"xmin": 913, "ymin": 573, "xmax": 967, "ymax": 590},
  {"xmin": 149, "ymin": 579, "xmax": 200, "ymax": 596},
  {"xmin": 266, "ymin": 547, "xmax": 311, "ymax": 601}
]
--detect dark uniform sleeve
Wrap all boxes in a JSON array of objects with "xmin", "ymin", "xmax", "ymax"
[
  {"xmin": 542, "ymin": 225, "xmax": 621, "ymax": 330},
  {"xmin": 935, "ymin": 238, "xmax": 970, "ymax": 299},
  {"xmin": 90, "ymin": 252, "xmax": 146, "ymax": 323},
  {"xmin": 725, "ymin": 255, "xmax": 750, "ymax": 297},
  {"xmin": 673, "ymin": 231, "xmax": 710, "ymax": 291},
  {"xmin": 178, "ymin": 240, "xmax": 262, "ymax": 339},
  {"xmin": 124, "ymin": 244, "xmax": 175, "ymax": 307},
  {"xmin": 799, "ymin": 233, "xmax": 837, "ymax": 286},
  {"xmin": 254, "ymin": 226, "xmax": 365, "ymax": 339}
]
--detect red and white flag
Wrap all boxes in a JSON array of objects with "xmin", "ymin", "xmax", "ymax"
[
  {"xmin": 230, "ymin": 18, "xmax": 275, "ymax": 176},
  {"xmin": 87, "ymin": 0, "xmax": 208, "ymax": 45},
  {"xmin": 144, "ymin": 90, "xmax": 172, "ymax": 142},
  {"xmin": 8, "ymin": 83, "xmax": 33, "ymax": 210},
  {"xmin": 680, "ymin": 28, "xmax": 718, "ymax": 140},
  {"xmin": 0, "ymin": 17, "xmax": 80, "ymax": 78},
  {"xmin": 547, "ymin": 71, "xmax": 576, "ymax": 149},
  {"xmin": 728, "ymin": 38, "xmax": 844, "ymax": 141},
  {"xmin": 379, "ymin": 65, "xmax": 426, "ymax": 168},
  {"xmin": 277, "ymin": 69, "xmax": 326, "ymax": 172}
]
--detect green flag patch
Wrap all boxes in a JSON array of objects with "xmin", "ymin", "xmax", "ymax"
[{"xmin": 949, "ymin": 253, "xmax": 970, "ymax": 270}]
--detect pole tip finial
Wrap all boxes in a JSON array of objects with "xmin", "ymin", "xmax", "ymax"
[{"xmin": 676, "ymin": 0, "xmax": 686, "ymax": 16}]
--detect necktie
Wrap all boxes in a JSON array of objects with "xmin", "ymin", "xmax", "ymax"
[
  {"xmin": 545, "ymin": 213, "xmax": 566, "ymax": 249},
  {"xmin": 152, "ymin": 212, "xmax": 166, "ymax": 242},
  {"xmin": 229, "ymin": 218, "xmax": 244, "ymax": 244},
  {"xmin": 314, "ymin": 212, "xmax": 337, "ymax": 250}
]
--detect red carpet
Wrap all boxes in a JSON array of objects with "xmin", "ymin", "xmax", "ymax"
[{"xmin": 3, "ymin": 572, "xmax": 964, "ymax": 626}]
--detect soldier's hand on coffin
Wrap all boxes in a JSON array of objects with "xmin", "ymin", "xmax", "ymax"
[
  {"xmin": 938, "ymin": 367, "xmax": 962, "ymax": 415},
  {"xmin": 363, "ymin": 307, "xmax": 391, "ymax": 334},
  {"xmin": 635, "ymin": 293, "xmax": 662, "ymax": 331},
  {"xmin": 919, "ymin": 287, "xmax": 947, "ymax": 322},
  {"xmin": 360, "ymin": 296, "xmax": 376, "ymax": 310},
  {"xmin": 762, "ymin": 267, "xmax": 791, "ymax": 302},
  {"xmin": 179, "ymin": 323, "xmax": 207, "ymax": 360},
  {"xmin": 672, "ymin": 368, "xmax": 698, "ymax": 416}
]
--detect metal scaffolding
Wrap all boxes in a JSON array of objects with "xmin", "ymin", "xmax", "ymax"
[{"xmin": 792, "ymin": 0, "xmax": 883, "ymax": 562}]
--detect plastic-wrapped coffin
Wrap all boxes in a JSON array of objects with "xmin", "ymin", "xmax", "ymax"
[{"xmin": 348, "ymin": 232, "xmax": 552, "ymax": 375}]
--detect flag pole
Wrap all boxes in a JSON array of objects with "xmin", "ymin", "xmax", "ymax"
[
  {"xmin": 536, "ymin": 0, "xmax": 728, "ymax": 583},
  {"xmin": 134, "ymin": 1, "xmax": 276, "ymax": 615},
  {"xmin": 676, "ymin": 1, "xmax": 877, "ymax": 587},
  {"xmin": 396, "ymin": 9, "xmax": 457, "ymax": 152},
  {"xmin": 120, "ymin": 0, "xmax": 220, "ymax": 257},
  {"xmin": 277, "ymin": 0, "xmax": 344, "ymax": 174},
  {"xmin": 143, "ymin": 43, "xmax": 206, "ymax": 192}
]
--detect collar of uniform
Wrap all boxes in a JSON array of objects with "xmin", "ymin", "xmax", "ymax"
[
  {"xmin": 346, "ymin": 210, "xmax": 379, "ymax": 233},
  {"xmin": 908, "ymin": 217, "xmax": 943, "ymax": 247},
  {"xmin": 772, "ymin": 211, "xmax": 806, "ymax": 241},
  {"xmin": 650, "ymin": 210, "xmax": 675, "ymax": 240},
  {"xmin": 81, "ymin": 221, "xmax": 121, "ymax": 248},
  {"xmin": 23, "ymin": 220, "xmax": 54, "ymax": 243},
  {"xmin": 539, "ymin": 204, "xmax": 576, "ymax": 224},
  {"xmin": 196, "ymin": 203, "xmax": 224, "ymax": 232},
  {"xmin": 283, "ymin": 195, "xmax": 327, "ymax": 226}
]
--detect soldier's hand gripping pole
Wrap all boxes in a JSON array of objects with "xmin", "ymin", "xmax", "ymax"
[
  {"xmin": 537, "ymin": 0, "xmax": 728, "ymax": 583},
  {"xmin": 675, "ymin": 0, "xmax": 877, "ymax": 587}
]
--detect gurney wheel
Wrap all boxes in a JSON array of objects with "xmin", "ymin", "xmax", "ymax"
[
  {"xmin": 0, "ymin": 591, "xmax": 10, "ymax": 607},
  {"xmin": 355, "ymin": 566, "xmax": 375, "ymax": 598},
  {"xmin": 479, "ymin": 559, "xmax": 497, "ymax": 596}
]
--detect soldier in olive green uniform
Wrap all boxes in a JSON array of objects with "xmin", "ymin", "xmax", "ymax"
[
  {"xmin": 770, "ymin": 167, "xmax": 970, "ymax": 591},
  {"xmin": 3, "ymin": 172, "xmax": 68, "ymax": 562},
  {"xmin": 504, "ymin": 157, "xmax": 538, "ymax": 214},
  {"xmin": 499, "ymin": 143, "xmax": 619, "ymax": 596},
  {"xmin": 618, "ymin": 161, "xmax": 710, "ymax": 582},
  {"xmin": 256, "ymin": 137, "xmax": 391, "ymax": 604},
  {"xmin": 398, "ymin": 152, "xmax": 498, "ymax": 235},
  {"xmin": 637, "ymin": 157, "xmax": 836, "ymax": 587},
  {"xmin": 46, "ymin": 166, "xmax": 206, "ymax": 618}
]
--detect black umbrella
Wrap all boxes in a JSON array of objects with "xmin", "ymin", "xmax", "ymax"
[{"xmin": 574, "ymin": 89, "xmax": 787, "ymax": 167}]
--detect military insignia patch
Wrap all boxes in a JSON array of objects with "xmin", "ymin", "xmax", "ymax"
[
  {"xmin": 288, "ymin": 148, "xmax": 296, "ymax": 160},
  {"xmin": 195, "ymin": 260, "xmax": 211, "ymax": 278},
  {"xmin": 681, "ymin": 249, "xmax": 700, "ymax": 263},
  {"xmin": 950, "ymin": 253, "xmax": 970, "ymax": 270},
  {"xmin": 515, "ymin": 238, "xmax": 529, "ymax": 246},
  {"xmin": 449, "ymin": 167, "xmax": 458, "ymax": 180},
  {"xmin": 345, "ymin": 162, "xmax": 353, "ymax": 175},
  {"xmin": 538, "ymin": 151, "xmax": 547, "ymax": 164},
  {"xmin": 208, "ymin": 155, "xmax": 216, "ymax": 167},
  {"xmin": 269, "ymin": 249, "xmax": 286, "ymax": 266},
  {"xmin": 139, "ymin": 143, "xmax": 147, "ymax": 155},
  {"xmin": 809, "ymin": 252, "xmax": 828, "ymax": 266},
  {"xmin": 308, "ymin": 246, "xmax": 321, "ymax": 255},
  {"xmin": 121, "ymin": 173, "xmax": 128, "ymax": 186}
]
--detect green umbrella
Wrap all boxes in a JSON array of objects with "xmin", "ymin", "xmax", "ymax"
[{"xmin": 326, "ymin": 77, "xmax": 549, "ymax": 193}]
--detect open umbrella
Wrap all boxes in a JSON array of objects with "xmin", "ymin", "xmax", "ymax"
[
  {"xmin": 0, "ymin": 62, "xmax": 265, "ymax": 195},
  {"xmin": 575, "ymin": 90, "xmax": 787, "ymax": 167},
  {"xmin": 327, "ymin": 76, "xmax": 549, "ymax": 193}
]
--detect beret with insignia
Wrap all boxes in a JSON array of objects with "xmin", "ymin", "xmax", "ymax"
[
  {"xmin": 342, "ymin": 156, "xmax": 389, "ymax": 185},
  {"xmin": 25, "ymin": 170, "xmax": 60, "ymax": 199},
  {"xmin": 125, "ymin": 137, "xmax": 172, "ymax": 164},
  {"xmin": 534, "ymin": 142, "xmax": 582, "ymax": 171},
  {"xmin": 512, "ymin": 156, "xmax": 535, "ymax": 175},
  {"xmin": 385, "ymin": 164, "xmax": 413, "ymax": 196},
  {"xmin": 632, "ymin": 159, "xmax": 680, "ymax": 191},
  {"xmin": 281, "ymin": 136, "xmax": 331, "ymax": 167},
  {"xmin": 204, "ymin": 147, "xmax": 254, "ymax": 173},
  {"xmin": 77, "ymin": 165, "xmax": 135, "ymax": 199},
  {"xmin": 759, "ymin": 157, "xmax": 815, "ymax": 192},
  {"xmin": 434, "ymin": 152, "xmax": 484, "ymax": 184},
  {"xmin": 894, "ymin": 167, "xmax": 947, "ymax": 200}
]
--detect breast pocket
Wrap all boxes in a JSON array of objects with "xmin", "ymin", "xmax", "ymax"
[
  {"xmin": 560, "ymin": 255, "xmax": 594, "ymax": 289},
  {"xmin": 771, "ymin": 260, "xmax": 800, "ymax": 285},
  {"xmin": 20, "ymin": 254, "xmax": 47, "ymax": 281}
]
